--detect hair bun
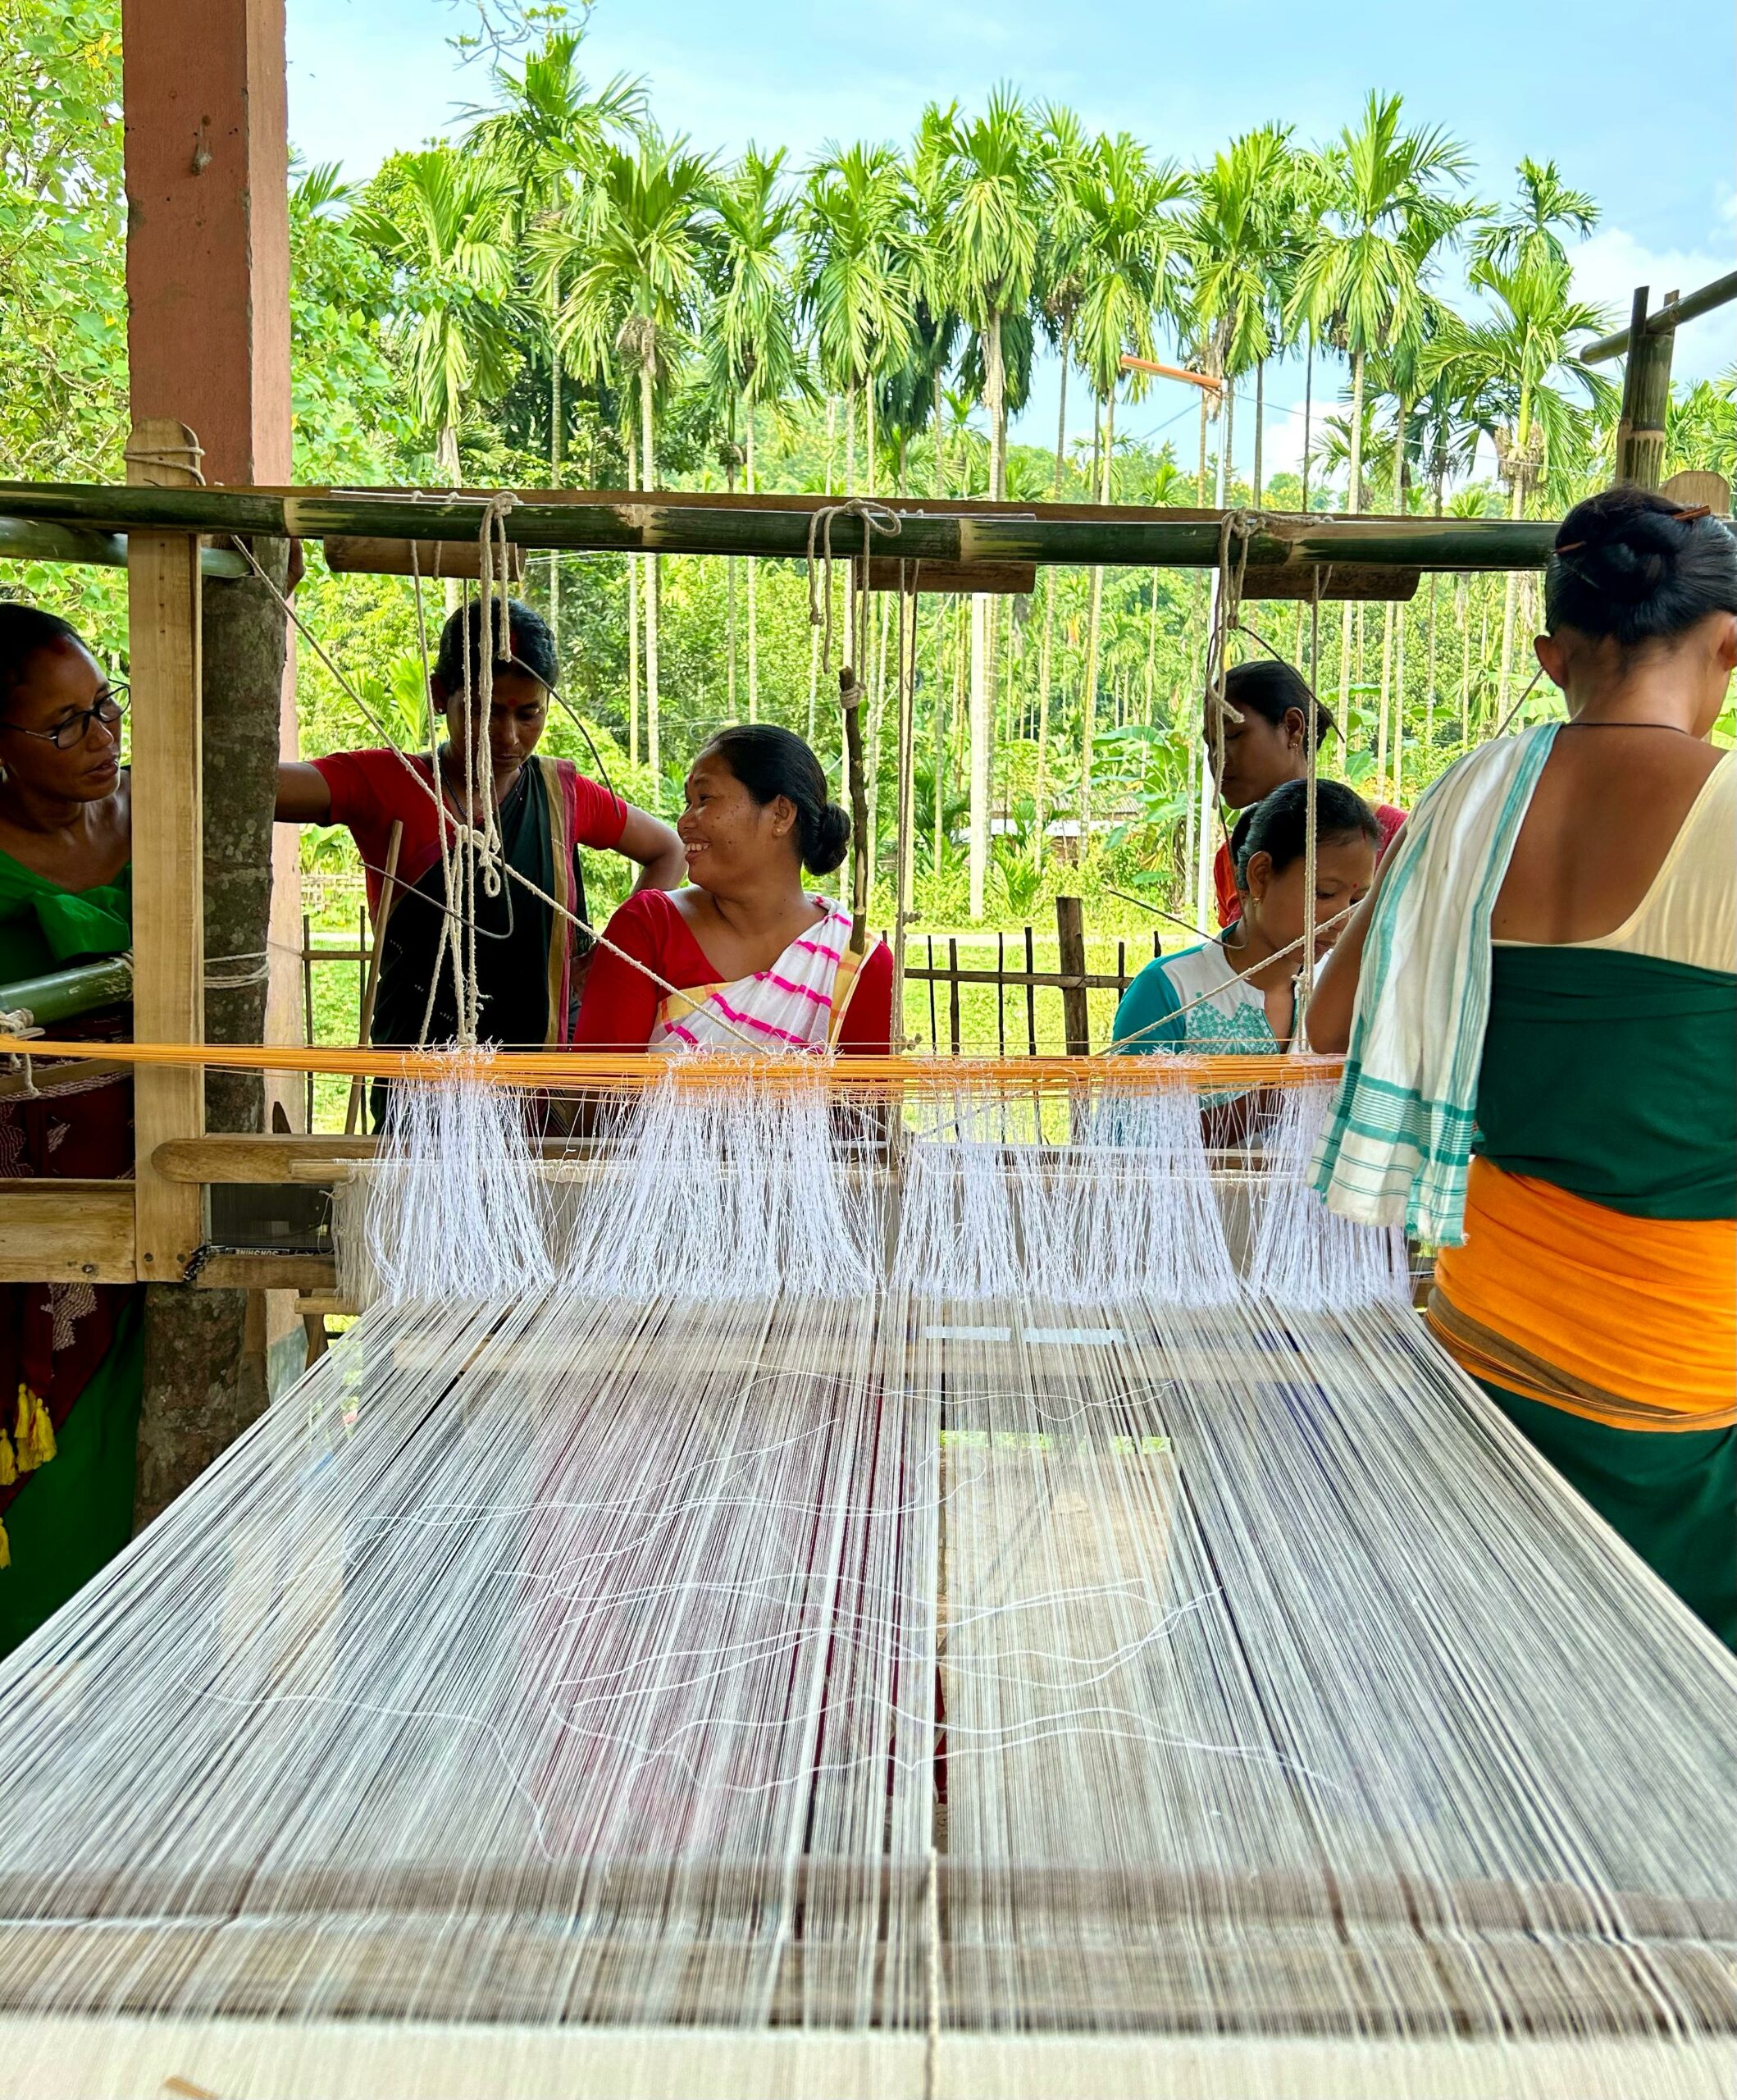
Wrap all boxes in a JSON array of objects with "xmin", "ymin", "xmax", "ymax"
[
  {"xmin": 805, "ymin": 801, "xmax": 851, "ymax": 877},
  {"xmin": 1574, "ymin": 510, "xmax": 1680, "ymax": 604}
]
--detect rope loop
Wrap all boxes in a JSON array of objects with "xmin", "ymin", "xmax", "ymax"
[{"xmin": 805, "ymin": 499, "xmax": 902, "ymax": 682}]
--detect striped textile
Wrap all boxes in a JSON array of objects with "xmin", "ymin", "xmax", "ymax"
[
  {"xmin": 650, "ymin": 901, "xmax": 866, "ymax": 1054},
  {"xmin": 1311, "ymin": 724, "xmax": 1559, "ymax": 1248}
]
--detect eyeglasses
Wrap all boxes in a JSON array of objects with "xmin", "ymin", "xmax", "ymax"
[{"xmin": 1, "ymin": 686, "xmax": 130, "ymax": 751}]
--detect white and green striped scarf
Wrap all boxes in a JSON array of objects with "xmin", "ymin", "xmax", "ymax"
[{"xmin": 1311, "ymin": 724, "xmax": 1559, "ymax": 1248}]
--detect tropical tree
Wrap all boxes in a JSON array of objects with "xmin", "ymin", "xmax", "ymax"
[
  {"xmin": 1288, "ymin": 93, "xmax": 1470, "ymax": 714},
  {"xmin": 798, "ymin": 142, "xmax": 915, "ymax": 495},
  {"xmin": 706, "ymin": 146, "xmax": 805, "ymax": 719},
  {"xmin": 555, "ymin": 132, "xmax": 718, "ymax": 784},
  {"xmin": 1425, "ymin": 253, "xmax": 1612, "ymax": 718},
  {"xmin": 1072, "ymin": 133, "xmax": 1187, "ymax": 849},
  {"xmin": 358, "ymin": 147, "xmax": 520, "ymax": 487},
  {"xmin": 466, "ymin": 28, "xmax": 644, "ymax": 631},
  {"xmin": 1187, "ymin": 125, "xmax": 1292, "ymax": 502},
  {"xmin": 1474, "ymin": 155, "xmax": 1599, "ymax": 273}
]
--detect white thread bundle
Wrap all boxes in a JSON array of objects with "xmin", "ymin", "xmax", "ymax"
[{"xmin": 0, "ymin": 1066, "xmax": 1731, "ymax": 2100}]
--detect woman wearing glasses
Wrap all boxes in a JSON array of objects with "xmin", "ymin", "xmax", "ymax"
[{"xmin": 0, "ymin": 605, "xmax": 139, "ymax": 1656}]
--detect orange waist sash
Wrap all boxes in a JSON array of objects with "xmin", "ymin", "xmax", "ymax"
[{"xmin": 1429, "ymin": 1157, "xmax": 1735, "ymax": 1431}]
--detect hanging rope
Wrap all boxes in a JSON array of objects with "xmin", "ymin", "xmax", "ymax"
[
  {"xmin": 1296, "ymin": 564, "xmax": 1324, "ymax": 1038},
  {"xmin": 807, "ymin": 500, "xmax": 901, "ymax": 954},
  {"xmin": 891, "ymin": 558, "xmax": 923, "ymax": 1048},
  {"xmin": 230, "ymin": 531, "xmax": 768, "ymax": 1053}
]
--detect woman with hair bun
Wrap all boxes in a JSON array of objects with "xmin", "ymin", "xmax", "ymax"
[
  {"xmin": 573, "ymin": 723, "xmax": 893, "ymax": 1053},
  {"xmin": 1311, "ymin": 486, "xmax": 1737, "ymax": 1644}
]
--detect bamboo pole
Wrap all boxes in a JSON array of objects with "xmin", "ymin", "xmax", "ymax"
[
  {"xmin": 344, "ymin": 819, "xmax": 402, "ymax": 1137},
  {"xmin": 0, "ymin": 482, "xmax": 1561, "ymax": 573}
]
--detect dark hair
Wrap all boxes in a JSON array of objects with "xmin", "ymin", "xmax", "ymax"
[
  {"xmin": 701, "ymin": 724, "xmax": 850, "ymax": 876},
  {"xmin": 1221, "ymin": 658, "xmax": 1335, "ymax": 746},
  {"xmin": 0, "ymin": 604, "xmax": 88, "ymax": 708},
  {"xmin": 1546, "ymin": 487, "xmax": 1737, "ymax": 647},
  {"xmin": 432, "ymin": 596, "xmax": 558, "ymax": 696},
  {"xmin": 1232, "ymin": 778, "xmax": 1379, "ymax": 887}
]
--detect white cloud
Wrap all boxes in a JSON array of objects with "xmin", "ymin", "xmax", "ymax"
[{"xmin": 1568, "ymin": 228, "xmax": 1735, "ymax": 381}]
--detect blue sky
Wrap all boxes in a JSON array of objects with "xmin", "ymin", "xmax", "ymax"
[{"xmin": 288, "ymin": 0, "xmax": 1735, "ymax": 479}]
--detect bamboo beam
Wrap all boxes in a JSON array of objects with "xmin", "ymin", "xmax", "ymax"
[
  {"xmin": 0, "ymin": 482, "xmax": 1561, "ymax": 572},
  {"xmin": 1613, "ymin": 285, "xmax": 1675, "ymax": 492},
  {"xmin": 126, "ymin": 421, "xmax": 207, "ymax": 1282},
  {"xmin": 0, "ymin": 517, "xmax": 248, "ymax": 577},
  {"xmin": 1580, "ymin": 270, "xmax": 1737, "ymax": 363}
]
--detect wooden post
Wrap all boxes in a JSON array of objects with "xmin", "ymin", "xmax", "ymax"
[
  {"xmin": 1615, "ymin": 285, "xmax": 1675, "ymax": 491},
  {"xmin": 124, "ymin": 0, "xmax": 298, "ymax": 1523},
  {"xmin": 126, "ymin": 420, "xmax": 206, "ymax": 1282},
  {"xmin": 1056, "ymin": 896, "xmax": 1090, "ymax": 1057}
]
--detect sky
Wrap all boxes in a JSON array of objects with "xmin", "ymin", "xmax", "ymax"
[{"xmin": 287, "ymin": 0, "xmax": 1736, "ymax": 482}]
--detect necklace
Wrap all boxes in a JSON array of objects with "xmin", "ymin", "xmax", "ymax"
[{"xmin": 1560, "ymin": 721, "xmax": 1692, "ymax": 734}]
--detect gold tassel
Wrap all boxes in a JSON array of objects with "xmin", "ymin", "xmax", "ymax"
[
  {"xmin": 15, "ymin": 1384, "xmax": 55, "ymax": 1472},
  {"xmin": 0, "ymin": 1427, "xmax": 14, "ymax": 1487}
]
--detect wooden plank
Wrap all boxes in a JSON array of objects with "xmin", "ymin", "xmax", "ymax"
[
  {"xmin": 127, "ymin": 421, "xmax": 207, "ymax": 1281},
  {"xmin": 1055, "ymin": 897, "xmax": 1091, "ymax": 1057},
  {"xmin": 194, "ymin": 1252, "xmax": 336, "ymax": 1292},
  {"xmin": 0, "ymin": 1181, "xmax": 135, "ymax": 1284}
]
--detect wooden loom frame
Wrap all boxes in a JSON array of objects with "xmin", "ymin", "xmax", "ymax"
[{"xmin": 0, "ymin": 479, "xmax": 1561, "ymax": 1307}]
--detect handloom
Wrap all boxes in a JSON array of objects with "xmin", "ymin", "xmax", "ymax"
[{"xmin": 0, "ymin": 1055, "xmax": 1732, "ymax": 2100}]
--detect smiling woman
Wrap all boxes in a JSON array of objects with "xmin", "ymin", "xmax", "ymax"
[
  {"xmin": 0, "ymin": 605, "xmax": 143, "ymax": 1656},
  {"xmin": 573, "ymin": 723, "xmax": 894, "ymax": 1053}
]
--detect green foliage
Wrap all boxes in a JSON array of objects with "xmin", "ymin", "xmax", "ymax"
[{"xmin": 6, "ymin": 16, "xmax": 1733, "ymax": 940}]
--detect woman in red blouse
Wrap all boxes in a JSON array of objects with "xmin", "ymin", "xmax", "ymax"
[
  {"xmin": 276, "ymin": 598, "xmax": 682, "ymax": 1067},
  {"xmin": 575, "ymin": 724, "xmax": 893, "ymax": 1055},
  {"xmin": 1208, "ymin": 660, "xmax": 1405, "ymax": 927}
]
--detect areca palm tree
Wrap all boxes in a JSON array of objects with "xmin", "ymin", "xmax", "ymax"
[
  {"xmin": 932, "ymin": 89, "xmax": 1042, "ymax": 503},
  {"xmin": 1187, "ymin": 125, "xmax": 1291, "ymax": 502},
  {"xmin": 359, "ymin": 147, "xmax": 520, "ymax": 488},
  {"xmin": 1474, "ymin": 156, "xmax": 1599, "ymax": 273},
  {"xmin": 1073, "ymin": 133, "xmax": 1186, "ymax": 845},
  {"xmin": 707, "ymin": 146, "xmax": 804, "ymax": 721},
  {"xmin": 554, "ymin": 133, "xmax": 718, "ymax": 786},
  {"xmin": 1288, "ymin": 93, "xmax": 1470, "ymax": 715},
  {"xmin": 1425, "ymin": 254, "xmax": 1612, "ymax": 719},
  {"xmin": 465, "ymin": 29, "xmax": 644, "ymax": 637},
  {"xmin": 798, "ymin": 142, "xmax": 915, "ymax": 495}
]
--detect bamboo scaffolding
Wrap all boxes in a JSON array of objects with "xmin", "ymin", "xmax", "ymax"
[{"xmin": 0, "ymin": 481, "xmax": 1560, "ymax": 573}]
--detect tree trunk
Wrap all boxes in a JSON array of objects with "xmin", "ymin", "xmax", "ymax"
[
  {"xmin": 932, "ymin": 603, "xmax": 948, "ymax": 880},
  {"xmin": 1222, "ymin": 374, "xmax": 1236, "ymax": 500},
  {"xmin": 1033, "ymin": 573, "xmax": 1053, "ymax": 870},
  {"xmin": 1495, "ymin": 384, "xmax": 1532, "ymax": 724},
  {"xmin": 986, "ymin": 308, "xmax": 1006, "ymax": 500},
  {"xmin": 1251, "ymin": 358, "xmax": 1265, "ymax": 508},
  {"xmin": 1460, "ymin": 584, "xmax": 1472, "ymax": 745},
  {"xmin": 932, "ymin": 365, "xmax": 946, "ymax": 498},
  {"xmin": 967, "ymin": 591, "xmax": 990, "ymax": 921},
  {"xmin": 1053, "ymin": 317, "xmax": 1071, "ymax": 494},
  {"xmin": 725, "ymin": 431, "xmax": 738, "ymax": 722},
  {"xmin": 1300, "ymin": 333, "xmax": 1313, "ymax": 511},
  {"xmin": 640, "ymin": 358, "xmax": 660, "ymax": 793},
  {"xmin": 625, "ymin": 419, "xmax": 640, "ymax": 768},
  {"xmin": 865, "ymin": 369, "xmax": 878, "ymax": 497},
  {"xmin": 1393, "ymin": 596, "xmax": 1409, "ymax": 803},
  {"xmin": 435, "ymin": 423, "xmax": 463, "ymax": 613},
  {"xmin": 1376, "ymin": 602, "xmax": 1393, "ymax": 789},
  {"xmin": 1338, "ymin": 348, "xmax": 1365, "ymax": 719},
  {"xmin": 1080, "ymin": 395, "xmax": 1110, "ymax": 851},
  {"xmin": 1197, "ymin": 394, "xmax": 1210, "ymax": 503},
  {"xmin": 826, "ymin": 393, "xmax": 837, "ymax": 496},
  {"xmin": 136, "ymin": 543, "xmax": 292, "ymax": 1530},
  {"xmin": 846, "ymin": 381, "xmax": 857, "ymax": 495},
  {"xmin": 745, "ymin": 413, "xmax": 759, "ymax": 724},
  {"xmin": 548, "ymin": 278, "xmax": 563, "ymax": 651}
]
